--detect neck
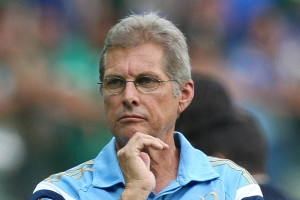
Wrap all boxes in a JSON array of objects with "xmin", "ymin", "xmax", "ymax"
[{"xmin": 150, "ymin": 134, "xmax": 180, "ymax": 194}]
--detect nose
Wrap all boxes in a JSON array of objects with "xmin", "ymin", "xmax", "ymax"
[{"xmin": 122, "ymin": 81, "xmax": 139, "ymax": 107}]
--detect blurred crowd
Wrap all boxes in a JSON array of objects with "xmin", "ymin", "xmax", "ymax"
[{"xmin": 0, "ymin": 0, "xmax": 299, "ymax": 199}]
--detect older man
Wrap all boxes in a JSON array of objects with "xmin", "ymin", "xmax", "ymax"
[{"xmin": 31, "ymin": 13, "xmax": 264, "ymax": 200}]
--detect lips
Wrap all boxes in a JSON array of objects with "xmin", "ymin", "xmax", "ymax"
[{"xmin": 118, "ymin": 113, "xmax": 145, "ymax": 122}]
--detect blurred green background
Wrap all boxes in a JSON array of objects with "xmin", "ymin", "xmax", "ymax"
[{"xmin": 0, "ymin": 0, "xmax": 299, "ymax": 199}]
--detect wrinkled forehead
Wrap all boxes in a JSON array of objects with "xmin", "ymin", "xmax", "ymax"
[{"xmin": 104, "ymin": 43, "xmax": 166, "ymax": 76}]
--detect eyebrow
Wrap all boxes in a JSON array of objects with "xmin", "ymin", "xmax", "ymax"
[
  {"xmin": 103, "ymin": 74, "xmax": 124, "ymax": 79},
  {"xmin": 104, "ymin": 71, "xmax": 162, "ymax": 80},
  {"xmin": 136, "ymin": 72, "xmax": 160, "ymax": 79}
]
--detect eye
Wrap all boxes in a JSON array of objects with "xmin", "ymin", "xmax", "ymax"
[
  {"xmin": 136, "ymin": 76, "xmax": 158, "ymax": 88},
  {"xmin": 104, "ymin": 77, "xmax": 124, "ymax": 88}
]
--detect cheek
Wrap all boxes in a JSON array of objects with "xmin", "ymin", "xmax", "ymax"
[
  {"xmin": 154, "ymin": 97, "xmax": 179, "ymax": 121},
  {"xmin": 104, "ymin": 97, "xmax": 116, "ymax": 117},
  {"xmin": 104, "ymin": 100, "xmax": 119, "ymax": 131}
]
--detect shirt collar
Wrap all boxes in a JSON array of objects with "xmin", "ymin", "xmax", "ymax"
[
  {"xmin": 92, "ymin": 132, "xmax": 219, "ymax": 188},
  {"xmin": 174, "ymin": 132, "xmax": 219, "ymax": 185},
  {"xmin": 92, "ymin": 138, "xmax": 125, "ymax": 188}
]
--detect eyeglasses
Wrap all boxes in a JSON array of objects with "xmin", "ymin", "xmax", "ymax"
[{"xmin": 98, "ymin": 76, "xmax": 178, "ymax": 94}]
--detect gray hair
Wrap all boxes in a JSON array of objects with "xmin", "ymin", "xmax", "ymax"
[{"xmin": 99, "ymin": 12, "xmax": 191, "ymax": 96}]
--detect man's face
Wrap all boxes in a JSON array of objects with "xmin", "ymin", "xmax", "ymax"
[{"xmin": 103, "ymin": 42, "xmax": 182, "ymax": 147}]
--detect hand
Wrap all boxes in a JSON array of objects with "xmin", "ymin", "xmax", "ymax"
[{"xmin": 117, "ymin": 132, "xmax": 169, "ymax": 200}]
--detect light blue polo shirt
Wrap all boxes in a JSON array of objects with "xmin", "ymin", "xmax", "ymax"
[{"xmin": 31, "ymin": 132, "xmax": 264, "ymax": 200}]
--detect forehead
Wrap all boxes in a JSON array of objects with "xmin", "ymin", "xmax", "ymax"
[{"xmin": 104, "ymin": 43, "xmax": 166, "ymax": 77}]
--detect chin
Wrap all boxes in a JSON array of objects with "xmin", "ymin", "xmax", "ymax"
[
  {"xmin": 113, "ymin": 126, "xmax": 148, "ymax": 146},
  {"xmin": 113, "ymin": 129, "xmax": 135, "ymax": 143}
]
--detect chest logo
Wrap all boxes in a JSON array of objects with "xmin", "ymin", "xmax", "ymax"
[{"xmin": 198, "ymin": 191, "xmax": 219, "ymax": 200}]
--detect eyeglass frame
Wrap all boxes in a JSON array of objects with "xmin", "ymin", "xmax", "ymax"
[{"xmin": 97, "ymin": 76, "xmax": 178, "ymax": 94}]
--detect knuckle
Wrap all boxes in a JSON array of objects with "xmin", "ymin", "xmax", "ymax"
[
  {"xmin": 117, "ymin": 149, "xmax": 125, "ymax": 157},
  {"xmin": 134, "ymin": 132, "xmax": 143, "ymax": 138},
  {"xmin": 117, "ymin": 147, "xmax": 132, "ymax": 159}
]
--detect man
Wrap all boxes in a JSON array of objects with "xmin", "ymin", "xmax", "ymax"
[{"xmin": 31, "ymin": 13, "xmax": 264, "ymax": 200}]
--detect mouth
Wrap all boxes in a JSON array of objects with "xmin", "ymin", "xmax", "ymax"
[{"xmin": 118, "ymin": 113, "xmax": 145, "ymax": 123}]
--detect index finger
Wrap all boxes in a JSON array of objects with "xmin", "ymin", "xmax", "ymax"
[{"xmin": 126, "ymin": 132, "xmax": 169, "ymax": 153}]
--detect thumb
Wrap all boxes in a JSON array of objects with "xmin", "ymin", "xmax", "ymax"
[{"xmin": 139, "ymin": 152, "xmax": 151, "ymax": 169}]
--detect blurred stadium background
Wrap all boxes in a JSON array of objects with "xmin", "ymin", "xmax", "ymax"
[{"xmin": 0, "ymin": 0, "xmax": 299, "ymax": 199}]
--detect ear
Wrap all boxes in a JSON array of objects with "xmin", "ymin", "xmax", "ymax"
[{"xmin": 178, "ymin": 80, "xmax": 194, "ymax": 114}]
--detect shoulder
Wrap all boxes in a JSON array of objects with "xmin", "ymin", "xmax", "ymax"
[
  {"xmin": 209, "ymin": 157, "xmax": 264, "ymax": 199},
  {"xmin": 31, "ymin": 160, "xmax": 94, "ymax": 200},
  {"xmin": 45, "ymin": 160, "xmax": 94, "ymax": 184},
  {"xmin": 209, "ymin": 156, "xmax": 257, "ymax": 185}
]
